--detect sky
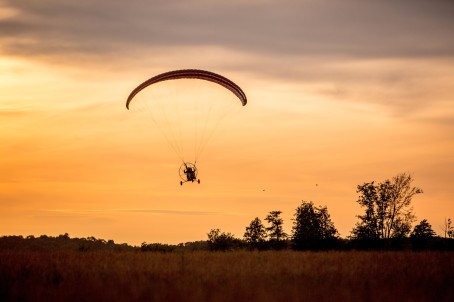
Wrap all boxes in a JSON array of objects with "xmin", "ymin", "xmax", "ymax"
[{"xmin": 1, "ymin": 0, "xmax": 453, "ymax": 245}]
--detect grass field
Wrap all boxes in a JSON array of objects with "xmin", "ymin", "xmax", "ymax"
[{"xmin": 1, "ymin": 250, "xmax": 453, "ymax": 301}]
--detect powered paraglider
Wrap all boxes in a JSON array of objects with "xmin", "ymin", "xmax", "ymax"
[{"xmin": 126, "ymin": 69, "xmax": 247, "ymax": 185}]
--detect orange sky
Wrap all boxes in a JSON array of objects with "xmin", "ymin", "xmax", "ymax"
[{"xmin": 1, "ymin": 0, "xmax": 454, "ymax": 245}]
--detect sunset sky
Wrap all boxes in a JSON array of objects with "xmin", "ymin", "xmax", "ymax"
[{"xmin": 1, "ymin": 0, "xmax": 453, "ymax": 245}]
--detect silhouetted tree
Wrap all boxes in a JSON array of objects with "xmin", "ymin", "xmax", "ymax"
[
  {"xmin": 440, "ymin": 218, "xmax": 454, "ymax": 238},
  {"xmin": 244, "ymin": 217, "xmax": 267, "ymax": 249},
  {"xmin": 411, "ymin": 219, "xmax": 436, "ymax": 238},
  {"xmin": 292, "ymin": 201, "xmax": 338, "ymax": 250},
  {"xmin": 410, "ymin": 219, "xmax": 437, "ymax": 250},
  {"xmin": 265, "ymin": 211, "xmax": 287, "ymax": 249},
  {"xmin": 207, "ymin": 229, "xmax": 241, "ymax": 251},
  {"xmin": 351, "ymin": 173, "xmax": 423, "ymax": 240},
  {"xmin": 448, "ymin": 219, "xmax": 454, "ymax": 239},
  {"xmin": 178, "ymin": 241, "xmax": 209, "ymax": 251},
  {"xmin": 140, "ymin": 242, "xmax": 175, "ymax": 252}
]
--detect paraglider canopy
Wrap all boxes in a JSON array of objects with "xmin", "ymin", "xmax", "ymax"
[{"xmin": 126, "ymin": 69, "xmax": 247, "ymax": 109}]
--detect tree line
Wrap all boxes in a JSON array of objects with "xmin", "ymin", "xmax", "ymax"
[
  {"xmin": 0, "ymin": 233, "xmax": 134, "ymax": 252},
  {"xmin": 207, "ymin": 173, "xmax": 454, "ymax": 251},
  {"xmin": 2, "ymin": 173, "xmax": 452, "ymax": 252}
]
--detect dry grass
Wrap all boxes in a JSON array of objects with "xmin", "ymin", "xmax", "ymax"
[{"xmin": 1, "ymin": 250, "xmax": 453, "ymax": 301}]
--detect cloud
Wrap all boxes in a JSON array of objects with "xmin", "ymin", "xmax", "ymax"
[
  {"xmin": 45, "ymin": 208, "xmax": 220, "ymax": 216},
  {"xmin": 1, "ymin": 0, "xmax": 453, "ymax": 61},
  {"xmin": 1, "ymin": 0, "xmax": 453, "ymax": 117},
  {"xmin": 116, "ymin": 209, "xmax": 220, "ymax": 215}
]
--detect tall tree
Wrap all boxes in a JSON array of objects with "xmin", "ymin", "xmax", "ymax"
[
  {"xmin": 440, "ymin": 218, "xmax": 454, "ymax": 238},
  {"xmin": 244, "ymin": 217, "xmax": 267, "ymax": 249},
  {"xmin": 449, "ymin": 218, "xmax": 454, "ymax": 239},
  {"xmin": 351, "ymin": 173, "xmax": 423, "ymax": 240},
  {"xmin": 292, "ymin": 201, "xmax": 338, "ymax": 250},
  {"xmin": 265, "ymin": 211, "xmax": 287, "ymax": 248}
]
